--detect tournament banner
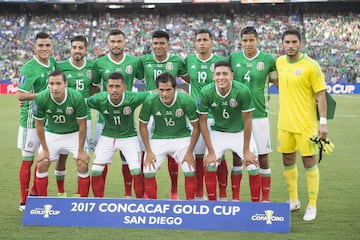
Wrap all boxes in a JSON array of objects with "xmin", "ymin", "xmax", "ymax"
[
  {"xmin": 22, "ymin": 197, "xmax": 290, "ymax": 233},
  {"xmin": 269, "ymin": 83, "xmax": 360, "ymax": 94},
  {"xmin": 0, "ymin": 83, "xmax": 17, "ymax": 94}
]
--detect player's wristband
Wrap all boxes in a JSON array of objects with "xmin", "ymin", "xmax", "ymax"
[{"xmin": 319, "ymin": 117, "xmax": 327, "ymax": 125}]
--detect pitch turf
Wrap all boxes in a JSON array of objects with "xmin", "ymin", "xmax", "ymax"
[{"xmin": 0, "ymin": 94, "xmax": 359, "ymax": 239}]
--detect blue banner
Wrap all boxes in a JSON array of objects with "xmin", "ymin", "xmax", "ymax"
[
  {"xmin": 22, "ymin": 197, "xmax": 290, "ymax": 233},
  {"xmin": 269, "ymin": 83, "xmax": 360, "ymax": 94}
]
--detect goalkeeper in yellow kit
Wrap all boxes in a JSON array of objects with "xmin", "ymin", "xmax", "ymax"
[{"xmin": 276, "ymin": 29, "xmax": 333, "ymax": 221}]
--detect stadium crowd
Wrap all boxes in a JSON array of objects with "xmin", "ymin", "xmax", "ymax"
[{"xmin": 0, "ymin": 7, "xmax": 359, "ymax": 84}]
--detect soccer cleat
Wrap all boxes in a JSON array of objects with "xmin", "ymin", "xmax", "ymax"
[
  {"xmin": 289, "ymin": 200, "xmax": 301, "ymax": 212},
  {"xmin": 195, "ymin": 196, "xmax": 207, "ymax": 201},
  {"xmin": 124, "ymin": 196, "xmax": 132, "ymax": 199},
  {"xmin": 19, "ymin": 203, "xmax": 26, "ymax": 213},
  {"xmin": 57, "ymin": 192, "xmax": 67, "ymax": 197},
  {"xmin": 303, "ymin": 206, "xmax": 317, "ymax": 221},
  {"xmin": 170, "ymin": 192, "xmax": 179, "ymax": 200},
  {"xmin": 218, "ymin": 197, "xmax": 227, "ymax": 201},
  {"xmin": 72, "ymin": 193, "xmax": 80, "ymax": 198}
]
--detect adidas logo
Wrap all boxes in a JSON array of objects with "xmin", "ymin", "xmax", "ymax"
[
  {"xmin": 67, "ymin": 74, "xmax": 73, "ymax": 78},
  {"xmin": 236, "ymin": 63, "xmax": 241, "ymax": 67},
  {"xmin": 105, "ymin": 69, "xmax": 111, "ymax": 73},
  {"xmin": 46, "ymin": 109, "xmax": 52, "ymax": 113},
  {"xmin": 155, "ymin": 111, "xmax": 162, "ymax": 116},
  {"xmin": 191, "ymin": 64, "xmax": 196, "ymax": 69},
  {"xmin": 147, "ymin": 63, "xmax": 152, "ymax": 67},
  {"xmin": 211, "ymin": 103, "xmax": 218, "ymax": 107},
  {"xmin": 103, "ymin": 110, "xmax": 110, "ymax": 114}
]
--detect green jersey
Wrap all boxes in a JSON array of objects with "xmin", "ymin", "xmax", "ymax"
[
  {"xmin": 139, "ymin": 54, "xmax": 187, "ymax": 91},
  {"xmin": 33, "ymin": 87, "xmax": 87, "ymax": 134},
  {"xmin": 95, "ymin": 53, "xmax": 142, "ymax": 90},
  {"xmin": 139, "ymin": 92, "xmax": 198, "ymax": 139},
  {"xmin": 87, "ymin": 91, "xmax": 149, "ymax": 138},
  {"xmin": 198, "ymin": 81, "xmax": 254, "ymax": 133},
  {"xmin": 56, "ymin": 58, "xmax": 100, "ymax": 119},
  {"xmin": 229, "ymin": 50, "xmax": 276, "ymax": 118},
  {"xmin": 18, "ymin": 56, "xmax": 56, "ymax": 128},
  {"xmin": 185, "ymin": 54, "xmax": 226, "ymax": 103}
]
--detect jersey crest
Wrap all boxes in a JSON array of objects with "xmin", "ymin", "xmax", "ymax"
[
  {"xmin": 175, "ymin": 108, "xmax": 184, "ymax": 117},
  {"xmin": 123, "ymin": 106, "xmax": 132, "ymax": 115},
  {"xmin": 86, "ymin": 70, "xmax": 93, "ymax": 78},
  {"xmin": 126, "ymin": 65, "xmax": 133, "ymax": 74},
  {"xmin": 166, "ymin": 62, "xmax": 174, "ymax": 71},
  {"xmin": 66, "ymin": 107, "xmax": 74, "ymax": 115},
  {"xmin": 229, "ymin": 99, "xmax": 238, "ymax": 108},
  {"xmin": 256, "ymin": 62, "xmax": 265, "ymax": 71}
]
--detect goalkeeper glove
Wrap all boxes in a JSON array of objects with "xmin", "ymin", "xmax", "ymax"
[{"xmin": 310, "ymin": 136, "xmax": 335, "ymax": 163}]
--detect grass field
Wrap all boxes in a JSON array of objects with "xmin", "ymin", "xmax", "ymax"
[{"xmin": 0, "ymin": 94, "xmax": 359, "ymax": 240}]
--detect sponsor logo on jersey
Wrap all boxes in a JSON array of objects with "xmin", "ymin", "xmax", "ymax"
[
  {"xmin": 155, "ymin": 111, "xmax": 162, "ymax": 116},
  {"xmin": 103, "ymin": 110, "xmax": 109, "ymax": 114},
  {"xmin": 166, "ymin": 111, "xmax": 172, "ymax": 116},
  {"xmin": 229, "ymin": 99, "xmax": 238, "ymax": 107},
  {"xmin": 211, "ymin": 102, "xmax": 218, "ymax": 107},
  {"xmin": 296, "ymin": 69, "xmax": 301, "ymax": 76},
  {"xmin": 146, "ymin": 63, "xmax": 152, "ymax": 68},
  {"xmin": 123, "ymin": 106, "xmax": 132, "ymax": 115},
  {"xmin": 175, "ymin": 109, "xmax": 184, "ymax": 117},
  {"xmin": 200, "ymin": 65, "xmax": 208, "ymax": 70},
  {"xmin": 66, "ymin": 107, "xmax": 74, "ymax": 115},
  {"xmin": 126, "ymin": 65, "xmax": 133, "ymax": 74},
  {"xmin": 166, "ymin": 62, "xmax": 174, "ymax": 71},
  {"xmin": 56, "ymin": 109, "xmax": 63, "ymax": 113},
  {"xmin": 256, "ymin": 62, "xmax": 265, "ymax": 71},
  {"xmin": 46, "ymin": 109, "xmax": 52, "ymax": 114},
  {"xmin": 105, "ymin": 69, "xmax": 111, "ymax": 74},
  {"xmin": 221, "ymin": 101, "xmax": 228, "ymax": 106},
  {"xmin": 67, "ymin": 74, "xmax": 73, "ymax": 79},
  {"xmin": 190, "ymin": 64, "xmax": 196, "ymax": 69},
  {"xmin": 246, "ymin": 63, "xmax": 252, "ymax": 68},
  {"xmin": 235, "ymin": 63, "xmax": 241, "ymax": 68}
]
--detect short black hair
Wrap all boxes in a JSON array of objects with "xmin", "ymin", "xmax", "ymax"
[
  {"xmin": 107, "ymin": 29, "xmax": 126, "ymax": 40},
  {"xmin": 108, "ymin": 72, "xmax": 125, "ymax": 83},
  {"xmin": 48, "ymin": 70, "xmax": 66, "ymax": 82},
  {"xmin": 195, "ymin": 29, "xmax": 212, "ymax": 39},
  {"xmin": 156, "ymin": 72, "xmax": 176, "ymax": 88},
  {"xmin": 240, "ymin": 26, "xmax": 258, "ymax": 39},
  {"xmin": 282, "ymin": 29, "xmax": 302, "ymax": 42},
  {"xmin": 214, "ymin": 61, "xmax": 232, "ymax": 71},
  {"xmin": 35, "ymin": 32, "xmax": 51, "ymax": 41},
  {"xmin": 152, "ymin": 30, "xmax": 170, "ymax": 42},
  {"xmin": 71, "ymin": 35, "xmax": 88, "ymax": 48}
]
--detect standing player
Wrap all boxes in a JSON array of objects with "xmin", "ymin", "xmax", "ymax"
[
  {"xmin": 139, "ymin": 72, "xmax": 199, "ymax": 200},
  {"xmin": 33, "ymin": 70, "xmax": 90, "ymax": 197},
  {"xmin": 87, "ymin": 72, "xmax": 149, "ymax": 198},
  {"xmin": 185, "ymin": 29, "xmax": 228, "ymax": 200},
  {"xmin": 139, "ymin": 30, "xmax": 189, "ymax": 200},
  {"xmin": 228, "ymin": 27, "xmax": 278, "ymax": 202},
  {"xmin": 17, "ymin": 32, "xmax": 56, "ymax": 212},
  {"xmin": 94, "ymin": 29, "xmax": 142, "ymax": 198},
  {"xmin": 55, "ymin": 35, "xmax": 100, "ymax": 196},
  {"xmin": 276, "ymin": 29, "xmax": 328, "ymax": 221},
  {"xmin": 198, "ymin": 61, "xmax": 258, "ymax": 201}
]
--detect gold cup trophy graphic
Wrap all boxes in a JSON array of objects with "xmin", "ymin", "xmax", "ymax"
[
  {"xmin": 265, "ymin": 210, "xmax": 274, "ymax": 225},
  {"xmin": 43, "ymin": 204, "xmax": 53, "ymax": 218}
]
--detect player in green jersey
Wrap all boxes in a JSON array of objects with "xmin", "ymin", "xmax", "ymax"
[
  {"xmin": 277, "ymin": 29, "xmax": 328, "ymax": 221},
  {"xmin": 16, "ymin": 32, "xmax": 57, "ymax": 212},
  {"xmin": 185, "ymin": 29, "xmax": 228, "ymax": 200},
  {"xmin": 198, "ymin": 61, "xmax": 258, "ymax": 201},
  {"xmin": 55, "ymin": 35, "xmax": 100, "ymax": 197},
  {"xmin": 94, "ymin": 29, "xmax": 142, "ymax": 198},
  {"xmin": 87, "ymin": 72, "xmax": 150, "ymax": 198},
  {"xmin": 139, "ymin": 30, "xmax": 190, "ymax": 200},
  {"xmin": 139, "ymin": 72, "xmax": 199, "ymax": 200},
  {"xmin": 228, "ymin": 27, "xmax": 278, "ymax": 202},
  {"xmin": 33, "ymin": 70, "xmax": 90, "ymax": 197}
]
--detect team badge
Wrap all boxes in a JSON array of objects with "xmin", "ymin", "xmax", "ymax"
[
  {"xmin": 229, "ymin": 99, "xmax": 238, "ymax": 108},
  {"xmin": 256, "ymin": 62, "xmax": 265, "ymax": 71},
  {"xmin": 210, "ymin": 63, "xmax": 215, "ymax": 72},
  {"xmin": 166, "ymin": 62, "xmax": 174, "ymax": 71},
  {"xmin": 87, "ymin": 70, "xmax": 92, "ymax": 78},
  {"xmin": 175, "ymin": 108, "xmax": 184, "ymax": 117},
  {"xmin": 66, "ymin": 107, "xmax": 74, "ymax": 115},
  {"xmin": 123, "ymin": 106, "xmax": 132, "ymax": 115},
  {"xmin": 296, "ymin": 69, "xmax": 302, "ymax": 76},
  {"xmin": 126, "ymin": 65, "xmax": 133, "ymax": 74}
]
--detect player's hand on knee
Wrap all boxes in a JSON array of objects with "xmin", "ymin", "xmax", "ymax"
[
  {"xmin": 37, "ymin": 150, "xmax": 50, "ymax": 162},
  {"xmin": 243, "ymin": 151, "xmax": 258, "ymax": 167},
  {"xmin": 182, "ymin": 152, "xmax": 195, "ymax": 171},
  {"xmin": 204, "ymin": 152, "xmax": 217, "ymax": 169},
  {"xmin": 77, "ymin": 150, "xmax": 89, "ymax": 164},
  {"xmin": 144, "ymin": 152, "xmax": 156, "ymax": 170}
]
